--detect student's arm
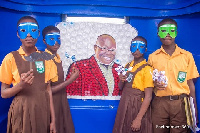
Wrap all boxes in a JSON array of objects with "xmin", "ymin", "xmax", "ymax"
[
  {"xmin": 131, "ymin": 87, "xmax": 153, "ymax": 131},
  {"xmin": 51, "ymin": 67, "xmax": 79, "ymax": 94},
  {"xmin": 118, "ymin": 74, "xmax": 126, "ymax": 90},
  {"xmin": 47, "ymin": 81, "xmax": 56, "ymax": 133},
  {"xmin": 1, "ymin": 69, "xmax": 34, "ymax": 98},
  {"xmin": 118, "ymin": 81, "xmax": 125, "ymax": 90},
  {"xmin": 188, "ymin": 79, "xmax": 198, "ymax": 124}
]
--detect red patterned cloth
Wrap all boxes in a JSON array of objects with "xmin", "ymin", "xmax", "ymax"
[{"xmin": 66, "ymin": 55, "xmax": 121, "ymax": 96}]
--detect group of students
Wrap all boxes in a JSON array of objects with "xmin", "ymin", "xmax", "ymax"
[
  {"xmin": 113, "ymin": 18, "xmax": 199, "ymax": 133},
  {"xmin": 0, "ymin": 16, "xmax": 79, "ymax": 133},
  {"xmin": 0, "ymin": 15, "xmax": 199, "ymax": 133}
]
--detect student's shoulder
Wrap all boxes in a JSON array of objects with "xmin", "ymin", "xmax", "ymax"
[
  {"xmin": 148, "ymin": 50, "xmax": 160, "ymax": 61},
  {"xmin": 141, "ymin": 63, "xmax": 153, "ymax": 75},
  {"xmin": 149, "ymin": 49, "xmax": 161, "ymax": 56},
  {"xmin": 178, "ymin": 46, "xmax": 193, "ymax": 57},
  {"xmin": 179, "ymin": 47, "xmax": 191, "ymax": 54},
  {"xmin": 3, "ymin": 51, "xmax": 16, "ymax": 61},
  {"xmin": 145, "ymin": 64, "xmax": 153, "ymax": 70},
  {"xmin": 123, "ymin": 61, "xmax": 132, "ymax": 68}
]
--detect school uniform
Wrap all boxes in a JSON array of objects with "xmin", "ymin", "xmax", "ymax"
[
  {"xmin": 45, "ymin": 49, "xmax": 75, "ymax": 133},
  {"xmin": 0, "ymin": 46, "xmax": 57, "ymax": 133},
  {"xmin": 113, "ymin": 60, "xmax": 154, "ymax": 133},
  {"xmin": 148, "ymin": 44, "xmax": 199, "ymax": 133}
]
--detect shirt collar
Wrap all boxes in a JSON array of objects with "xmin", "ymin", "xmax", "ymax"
[
  {"xmin": 18, "ymin": 46, "xmax": 39, "ymax": 56},
  {"xmin": 155, "ymin": 44, "xmax": 183, "ymax": 56},
  {"xmin": 130, "ymin": 59, "xmax": 147, "ymax": 68}
]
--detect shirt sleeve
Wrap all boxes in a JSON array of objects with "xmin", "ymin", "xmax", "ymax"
[
  {"xmin": 45, "ymin": 60, "xmax": 58, "ymax": 83},
  {"xmin": 143, "ymin": 66, "xmax": 154, "ymax": 89},
  {"xmin": 187, "ymin": 53, "xmax": 199, "ymax": 80},
  {"xmin": 0, "ymin": 53, "xmax": 13, "ymax": 85}
]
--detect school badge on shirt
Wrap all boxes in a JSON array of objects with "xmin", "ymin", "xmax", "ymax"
[
  {"xmin": 35, "ymin": 61, "xmax": 45, "ymax": 73},
  {"xmin": 126, "ymin": 73, "xmax": 133, "ymax": 82},
  {"xmin": 177, "ymin": 71, "xmax": 187, "ymax": 83}
]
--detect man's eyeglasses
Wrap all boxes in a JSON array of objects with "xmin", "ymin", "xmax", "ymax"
[{"xmin": 95, "ymin": 45, "xmax": 116, "ymax": 52}]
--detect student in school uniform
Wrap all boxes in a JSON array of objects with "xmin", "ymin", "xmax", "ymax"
[
  {"xmin": 0, "ymin": 16, "xmax": 57, "ymax": 133},
  {"xmin": 113, "ymin": 36, "xmax": 154, "ymax": 133},
  {"xmin": 148, "ymin": 18, "xmax": 199, "ymax": 133},
  {"xmin": 42, "ymin": 25, "xmax": 79, "ymax": 133}
]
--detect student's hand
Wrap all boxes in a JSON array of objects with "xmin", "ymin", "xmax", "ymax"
[
  {"xmin": 19, "ymin": 69, "xmax": 34, "ymax": 89},
  {"xmin": 50, "ymin": 122, "xmax": 56, "ymax": 133},
  {"xmin": 70, "ymin": 67, "xmax": 79, "ymax": 81},
  {"xmin": 119, "ymin": 73, "xmax": 127, "ymax": 82},
  {"xmin": 154, "ymin": 80, "xmax": 166, "ymax": 90},
  {"xmin": 131, "ymin": 118, "xmax": 141, "ymax": 131}
]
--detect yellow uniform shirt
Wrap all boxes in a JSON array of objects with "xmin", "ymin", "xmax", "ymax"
[
  {"xmin": 126, "ymin": 59, "xmax": 154, "ymax": 91},
  {"xmin": 45, "ymin": 49, "xmax": 60, "ymax": 82},
  {"xmin": 148, "ymin": 45, "xmax": 199, "ymax": 96},
  {"xmin": 45, "ymin": 49, "xmax": 61, "ymax": 63},
  {"xmin": 0, "ymin": 46, "xmax": 58, "ymax": 86}
]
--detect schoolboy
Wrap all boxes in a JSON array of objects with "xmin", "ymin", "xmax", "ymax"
[
  {"xmin": 0, "ymin": 16, "xmax": 57, "ymax": 133},
  {"xmin": 42, "ymin": 25, "xmax": 79, "ymax": 133},
  {"xmin": 148, "ymin": 18, "xmax": 199, "ymax": 133}
]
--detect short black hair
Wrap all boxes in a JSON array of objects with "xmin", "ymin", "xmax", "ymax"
[
  {"xmin": 158, "ymin": 18, "xmax": 177, "ymax": 28},
  {"xmin": 133, "ymin": 36, "xmax": 147, "ymax": 46},
  {"xmin": 17, "ymin": 16, "xmax": 39, "ymax": 28},
  {"xmin": 42, "ymin": 25, "xmax": 60, "ymax": 38}
]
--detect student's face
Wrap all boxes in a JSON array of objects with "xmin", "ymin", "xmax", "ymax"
[
  {"xmin": 131, "ymin": 38, "xmax": 147, "ymax": 59},
  {"xmin": 158, "ymin": 21, "xmax": 177, "ymax": 46},
  {"xmin": 43, "ymin": 30, "xmax": 60, "ymax": 54},
  {"xmin": 94, "ymin": 36, "xmax": 116, "ymax": 65},
  {"xmin": 17, "ymin": 19, "xmax": 39, "ymax": 48}
]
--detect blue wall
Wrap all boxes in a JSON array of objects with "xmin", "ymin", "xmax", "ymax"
[{"xmin": 1, "ymin": 0, "xmax": 200, "ymax": 132}]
